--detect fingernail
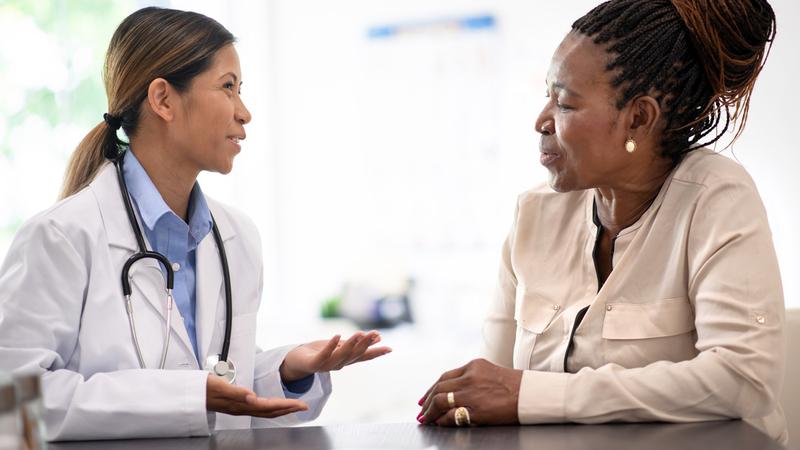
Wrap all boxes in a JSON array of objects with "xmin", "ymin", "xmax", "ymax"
[{"xmin": 418, "ymin": 397, "xmax": 425, "ymax": 406}]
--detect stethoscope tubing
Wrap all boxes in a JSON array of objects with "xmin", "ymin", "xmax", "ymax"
[
  {"xmin": 112, "ymin": 153, "xmax": 232, "ymax": 370},
  {"xmin": 211, "ymin": 221, "xmax": 233, "ymax": 362}
]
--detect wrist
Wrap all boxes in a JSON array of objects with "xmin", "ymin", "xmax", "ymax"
[{"xmin": 279, "ymin": 360, "xmax": 311, "ymax": 383}]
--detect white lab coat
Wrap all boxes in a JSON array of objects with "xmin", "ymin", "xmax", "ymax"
[{"xmin": 0, "ymin": 163, "xmax": 331, "ymax": 441}]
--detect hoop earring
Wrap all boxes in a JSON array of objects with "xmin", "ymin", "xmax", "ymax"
[{"xmin": 625, "ymin": 137, "xmax": 637, "ymax": 153}]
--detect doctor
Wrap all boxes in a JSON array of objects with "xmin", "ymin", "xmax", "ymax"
[{"xmin": 0, "ymin": 6, "xmax": 390, "ymax": 441}]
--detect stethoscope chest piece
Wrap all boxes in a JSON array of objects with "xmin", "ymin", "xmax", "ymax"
[{"xmin": 205, "ymin": 354, "xmax": 236, "ymax": 384}]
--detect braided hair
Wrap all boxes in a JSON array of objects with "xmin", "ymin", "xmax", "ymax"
[{"xmin": 572, "ymin": 0, "xmax": 776, "ymax": 164}]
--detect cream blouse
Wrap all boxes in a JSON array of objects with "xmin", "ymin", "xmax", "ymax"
[{"xmin": 481, "ymin": 149, "xmax": 787, "ymax": 443}]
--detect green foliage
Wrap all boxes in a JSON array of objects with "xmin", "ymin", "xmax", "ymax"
[
  {"xmin": 0, "ymin": 0, "xmax": 133, "ymax": 150},
  {"xmin": 0, "ymin": 0, "xmax": 135, "ymax": 238}
]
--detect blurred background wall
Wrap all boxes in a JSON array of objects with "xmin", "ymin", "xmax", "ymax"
[{"xmin": 1, "ymin": 0, "xmax": 798, "ymax": 425}]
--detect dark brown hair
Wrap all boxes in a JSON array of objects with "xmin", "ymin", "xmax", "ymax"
[
  {"xmin": 60, "ymin": 7, "xmax": 235, "ymax": 199},
  {"xmin": 572, "ymin": 0, "xmax": 776, "ymax": 163}
]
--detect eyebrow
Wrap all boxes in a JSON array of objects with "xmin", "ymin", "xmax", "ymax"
[
  {"xmin": 219, "ymin": 72, "xmax": 243, "ymax": 86},
  {"xmin": 547, "ymin": 81, "xmax": 582, "ymax": 98}
]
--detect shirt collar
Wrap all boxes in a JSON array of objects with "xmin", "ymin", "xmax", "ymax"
[{"xmin": 122, "ymin": 149, "xmax": 213, "ymax": 242}]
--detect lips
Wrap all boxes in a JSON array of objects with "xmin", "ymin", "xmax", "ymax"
[
  {"xmin": 227, "ymin": 134, "xmax": 245, "ymax": 151},
  {"xmin": 539, "ymin": 147, "xmax": 561, "ymax": 166}
]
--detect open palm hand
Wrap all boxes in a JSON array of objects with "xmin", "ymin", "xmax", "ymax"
[{"xmin": 280, "ymin": 331, "xmax": 392, "ymax": 382}]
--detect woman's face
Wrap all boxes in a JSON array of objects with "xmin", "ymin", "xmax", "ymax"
[
  {"xmin": 174, "ymin": 44, "xmax": 251, "ymax": 175},
  {"xmin": 535, "ymin": 33, "xmax": 633, "ymax": 193}
]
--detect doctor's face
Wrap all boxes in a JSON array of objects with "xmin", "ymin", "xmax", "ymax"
[{"xmin": 174, "ymin": 44, "xmax": 252, "ymax": 175}]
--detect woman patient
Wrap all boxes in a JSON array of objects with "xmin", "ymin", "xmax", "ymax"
[{"xmin": 418, "ymin": 0, "xmax": 786, "ymax": 443}]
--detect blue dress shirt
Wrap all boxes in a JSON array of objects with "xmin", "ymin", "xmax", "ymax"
[
  {"xmin": 121, "ymin": 150, "xmax": 313, "ymax": 394},
  {"xmin": 122, "ymin": 150, "xmax": 209, "ymax": 359}
]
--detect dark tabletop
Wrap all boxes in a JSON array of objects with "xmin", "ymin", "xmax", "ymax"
[{"xmin": 49, "ymin": 421, "xmax": 790, "ymax": 450}]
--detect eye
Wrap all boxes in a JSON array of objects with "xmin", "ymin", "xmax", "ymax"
[
  {"xmin": 556, "ymin": 101, "xmax": 573, "ymax": 111},
  {"xmin": 223, "ymin": 81, "xmax": 235, "ymax": 90}
]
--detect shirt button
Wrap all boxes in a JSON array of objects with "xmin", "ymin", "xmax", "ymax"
[
  {"xmin": 172, "ymin": 262, "xmax": 181, "ymax": 272},
  {"xmin": 606, "ymin": 305, "xmax": 613, "ymax": 311},
  {"xmin": 553, "ymin": 305, "xmax": 561, "ymax": 311},
  {"xmin": 756, "ymin": 315, "xmax": 766, "ymax": 324}
]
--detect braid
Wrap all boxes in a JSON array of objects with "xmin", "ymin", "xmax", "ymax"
[{"xmin": 572, "ymin": 0, "xmax": 776, "ymax": 164}]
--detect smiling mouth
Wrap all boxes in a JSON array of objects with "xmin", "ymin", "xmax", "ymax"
[{"xmin": 228, "ymin": 137, "xmax": 241, "ymax": 144}]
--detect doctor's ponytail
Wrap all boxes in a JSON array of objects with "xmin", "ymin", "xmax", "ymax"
[{"xmin": 60, "ymin": 7, "xmax": 235, "ymax": 199}]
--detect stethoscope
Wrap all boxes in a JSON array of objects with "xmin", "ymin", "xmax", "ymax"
[{"xmin": 110, "ymin": 150, "xmax": 237, "ymax": 383}]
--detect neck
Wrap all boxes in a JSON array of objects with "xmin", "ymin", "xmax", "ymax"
[
  {"xmin": 594, "ymin": 160, "xmax": 673, "ymax": 237},
  {"xmin": 128, "ymin": 135, "xmax": 198, "ymax": 222}
]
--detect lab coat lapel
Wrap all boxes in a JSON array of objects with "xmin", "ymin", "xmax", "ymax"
[
  {"xmin": 92, "ymin": 162, "xmax": 140, "ymax": 252},
  {"xmin": 196, "ymin": 231, "xmax": 225, "ymax": 364},
  {"xmin": 196, "ymin": 205, "xmax": 237, "ymax": 365}
]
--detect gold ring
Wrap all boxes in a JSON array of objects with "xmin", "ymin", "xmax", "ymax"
[
  {"xmin": 447, "ymin": 392, "xmax": 455, "ymax": 409},
  {"xmin": 454, "ymin": 406, "xmax": 471, "ymax": 427}
]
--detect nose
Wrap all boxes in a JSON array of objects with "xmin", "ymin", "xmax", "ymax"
[
  {"xmin": 236, "ymin": 96, "xmax": 252, "ymax": 125},
  {"xmin": 534, "ymin": 105, "xmax": 554, "ymax": 136}
]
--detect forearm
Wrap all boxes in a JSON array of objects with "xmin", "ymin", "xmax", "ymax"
[
  {"xmin": 43, "ymin": 368, "xmax": 210, "ymax": 441},
  {"xmin": 518, "ymin": 348, "xmax": 779, "ymax": 424},
  {"xmin": 251, "ymin": 345, "xmax": 332, "ymax": 427}
]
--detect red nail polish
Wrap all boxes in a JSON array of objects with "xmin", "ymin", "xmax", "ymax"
[{"xmin": 418, "ymin": 396, "xmax": 425, "ymax": 406}]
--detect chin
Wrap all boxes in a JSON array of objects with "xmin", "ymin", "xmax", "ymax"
[
  {"xmin": 215, "ymin": 156, "xmax": 236, "ymax": 175},
  {"xmin": 547, "ymin": 164, "xmax": 590, "ymax": 193},
  {"xmin": 547, "ymin": 174, "xmax": 569, "ymax": 193}
]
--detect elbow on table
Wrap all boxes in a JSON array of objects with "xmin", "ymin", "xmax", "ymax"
[{"xmin": 719, "ymin": 368, "xmax": 780, "ymax": 420}]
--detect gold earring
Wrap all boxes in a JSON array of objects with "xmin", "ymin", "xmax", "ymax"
[{"xmin": 625, "ymin": 137, "xmax": 637, "ymax": 153}]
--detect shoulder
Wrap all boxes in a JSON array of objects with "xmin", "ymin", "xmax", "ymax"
[
  {"xmin": 205, "ymin": 196, "xmax": 262, "ymax": 251},
  {"xmin": 11, "ymin": 184, "xmax": 104, "ymax": 260},
  {"xmin": 23, "ymin": 185, "xmax": 102, "ymax": 236},
  {"xmin": 671, "ymin": 148, "xmax": 757, "ymax": 191}
]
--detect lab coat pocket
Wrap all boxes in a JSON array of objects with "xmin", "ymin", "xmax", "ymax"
[
  {"xmin": 512, "ymin": 287, "xmax": 559, "ymax": 370},
  {"xmin": 601, "ymin": 297, "xmax": 697, "ymax": 368}
]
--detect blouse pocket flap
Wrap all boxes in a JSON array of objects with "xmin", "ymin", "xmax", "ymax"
[
  {"xmin": 602, "ymin": 297, "xmax": 695, "ymax": 340},
  {"xmin": 514, "ymin": 287, "xmax": 559, "ymax": 334}
]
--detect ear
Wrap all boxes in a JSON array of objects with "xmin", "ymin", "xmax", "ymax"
[
  {"xmin": 146, "ymin": 78, "xmax": 177, "ymax": 122},
  {"xmin": 627, "ymin": 95, "xmax": 662, "ymax": 138}
]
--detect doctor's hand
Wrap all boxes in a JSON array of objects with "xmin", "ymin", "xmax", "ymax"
[
  {"xmin": 417, "ymin": 358, "xmax": 522, "ymax": 427},
  {"xmin": 206, "ymin": 374, "xmax": 309, "ymax": 418},
  {"xmin": 279, "ymin": 331, "xmax": 392, "ymax": 383}
]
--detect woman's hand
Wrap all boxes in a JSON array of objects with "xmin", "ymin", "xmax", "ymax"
[
  {"xmin": 206, "ymin": 373, "xmax": 309, "ymax": 418},
  {"xmin": 417, "ymin": 358, "xmax": 522, "ymax": 426},
  {"xmin": 279, "ymin": 331, "xmax": 392, "ymax": 383}
]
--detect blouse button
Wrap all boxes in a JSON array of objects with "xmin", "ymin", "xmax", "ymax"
[
  {"xmin": 172, "ymin": 262, "xmax": 181, "ymax": 272},
  {"xmin": 756, "ymin": 315, "xmax": 766, "ymax": 325},
  {"xmin": 606, "ymin": 305, "xmax": 613, "ymax": 311},
  {"xmin": 553, "ymin": 305, "xmax": 560, "ymax": 311}
]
